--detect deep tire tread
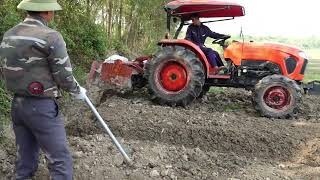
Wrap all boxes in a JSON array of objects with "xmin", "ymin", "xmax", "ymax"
[
  {"xmin": 144, "ymin": 46, "xmax": 205, "ymax": 107},
  {"xmin": 252, "ymin": 75, "xmax": 302, "ymax": 119}
]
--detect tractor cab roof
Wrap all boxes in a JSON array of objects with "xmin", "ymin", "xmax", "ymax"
[{"xmin": 165, "ymin": 0, "xmax": 245, "ymax": 20}]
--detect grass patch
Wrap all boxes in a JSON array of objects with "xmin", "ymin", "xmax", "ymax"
[
  {"xmin": 0, "ymin": 79, "xmax": 12, "ymax": 141},
  {"xmin": 208, "ymin": 87, "xmax": 225, "ymax": 93},
  {"xmin": 306, "ymin": 50, "xmax": 320, "ymax": 81},
  {"xmin": 304, "ymin": 74, "xmax": 320, "ymax": 82},
  {"xmin": 305, "ymin": 47, "xmax": 320, "ymax": 81},
  {"xmin": 0, "ymin": 80, "xmax": 11, "ymax": 122},
  {"xmin": 223, "ymin": 104, "xmax": 242, "ymax": 112},
  {"xmin": 73, "ymin": 66, "xmax": 88, "ymax": 86}
]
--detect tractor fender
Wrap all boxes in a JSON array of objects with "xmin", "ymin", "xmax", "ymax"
[{"xmin": 158, "ymin": 39, "xmax": 211, "ymax": 77}]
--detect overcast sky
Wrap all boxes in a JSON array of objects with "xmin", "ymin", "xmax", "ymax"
[{"xmin": 199, "ymin": 0, "xmax": 320, "ymax": 37}]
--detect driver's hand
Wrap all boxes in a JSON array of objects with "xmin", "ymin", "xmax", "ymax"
[{"xmin": 223, "ymin": 35, "xmax": 231, "ymax": 39}]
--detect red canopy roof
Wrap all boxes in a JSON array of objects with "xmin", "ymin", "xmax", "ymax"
[{"xmin": 165, "ymin": 0, "xmax": 245, "ymax": 18}]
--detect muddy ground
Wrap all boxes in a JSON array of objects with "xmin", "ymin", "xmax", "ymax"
[{"xmin": 1, "ymin": 88, "xmax": 320, "ymax": 180}]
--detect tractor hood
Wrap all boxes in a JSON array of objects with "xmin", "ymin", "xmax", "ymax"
[
  {"xmin": 224, "ymin": 41, "xmax": 307, "ymax": 68},
  {"xmin": 224, "ymin": 41, "xmax": 308, "ymax": 81},
  {"xmin": 165, "ymin": 0, "xmax": 245, "ymax": 19},
  {"xmin": 245, "ymin": 42, "xmax": 304, "ymax": 57}
]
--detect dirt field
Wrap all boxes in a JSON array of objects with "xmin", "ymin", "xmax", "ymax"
[{"xmin": 1, "ymin": 88, "xmax": 320, "ymax": 180}]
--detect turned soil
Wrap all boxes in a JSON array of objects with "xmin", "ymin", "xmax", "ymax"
[{"xmin": 1, "ymin": 88, "xmax": 319, "ymax": 179}]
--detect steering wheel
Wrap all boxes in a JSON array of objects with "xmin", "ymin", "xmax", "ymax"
[{"xmin": 212, "ymin": 35, "xmax": 231, "ymax": 47}]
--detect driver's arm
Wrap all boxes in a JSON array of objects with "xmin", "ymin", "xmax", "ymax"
[{"xmin": 205, "ymin": 26, "xmax": 225, "ymax": 39}]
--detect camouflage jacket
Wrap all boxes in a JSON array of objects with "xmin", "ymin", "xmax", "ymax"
[{"xmin": 0, "ymin": 16, "xmax": 79, "ymax": 98}]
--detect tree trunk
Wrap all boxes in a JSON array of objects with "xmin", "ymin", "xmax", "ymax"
[
  {"xmin": 86, "ymin": 0, "xmax": 90, "ymax": 16},
  {"xmin": 107, "ymin": 0, "xmax": 113, "ymax": 38},
  {"xmin": 118, "ymin": 0, "xmax": 123, "ymax": 40}
]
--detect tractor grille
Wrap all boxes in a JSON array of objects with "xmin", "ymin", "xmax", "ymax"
[
  {"xmin": 285, "ymin": 57, "xmax": 297, "ymax": 74},
  {"xmin": 300, "ymin": 59, "xmax": 308, "ymax": 75}
]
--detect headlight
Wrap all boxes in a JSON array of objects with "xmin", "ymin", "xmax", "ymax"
[{"xmin": 299, "ymin": 52, "xmax": 308, "ymax": 59}]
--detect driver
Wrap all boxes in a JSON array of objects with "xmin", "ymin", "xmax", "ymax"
[{"xmin": 185, "ymin": 13, "xmax": 230, "ymax": 72}]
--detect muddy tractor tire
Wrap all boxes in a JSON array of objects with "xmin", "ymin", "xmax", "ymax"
[
  {"xmin": 198, "ymin": 85, "xmax": 211, "ymax": 99},
  {"xmin": 252, "ymin": 75, "xmax": 302, "ymax": 118},
  {"xmin": 144, "ymin": 45, "xmax": 205, "ymax": 107}
]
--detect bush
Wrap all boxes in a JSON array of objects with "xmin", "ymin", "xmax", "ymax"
[
  {"xmin": 54, "ymin": 1, "xmax": 108, "ymax": 70},
  {"xmin": 0, "ymin": 0, "xmax": 107, "ymax": 71},
  {"xmin": 0, "ymin": 0, "xmax": 23, "ymax": 39},
  {"xmin": 0, "ymin": 79, "xmax": 11, "ymax": 135}
]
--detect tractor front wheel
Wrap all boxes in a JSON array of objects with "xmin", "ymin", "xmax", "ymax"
[
  {"xmin": 252, "ymin": 75, "xmax": 301, "ymax": 118},
  {"xmin": 144, "ymin": 46, "xmax": 205, "ymax": 107}
]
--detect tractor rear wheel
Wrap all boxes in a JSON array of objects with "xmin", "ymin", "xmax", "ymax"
[
  {"xmin": 198, "ymin": 85, "xmax": 210, "ymax": 99},
  {"xmin": 144, "ymin": 46, "xmax": 205, "ymax": 107},
  {"xmin": 252, "ymin": 75, "xmax": 301, "ymax": 118}
]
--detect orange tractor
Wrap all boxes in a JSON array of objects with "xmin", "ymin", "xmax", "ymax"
[{"xmin": 88, "ymin": 0, "xmax": 318, "ymax": 118}]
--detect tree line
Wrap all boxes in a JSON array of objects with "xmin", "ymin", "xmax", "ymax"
[
  {"xmin": 243, "ymin": 35, "xmax": 320, "ymax": 50},
  {"xmin": 1, "ymin": 0, "xmax": 319, "ymax": 68}
]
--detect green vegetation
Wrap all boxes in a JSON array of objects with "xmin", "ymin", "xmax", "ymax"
[
  {"xmin": 305, "ymin": 58, "xmax": 320, "ymax": 82},
  {"xmin": 223, "ymin": 104, "xmax": 242, "ymax": 112},
  {"xmin": 304, "ymin": 49, "xmax": 320, "ymax": 82},
  {"xmin": 209, "ymin": 87, "xmax": 225, "ymax": 93},
  {"xmin": 243, "ymin": 36, "xmax": 320, "ymax": 50},
  {"xmin": 0, "ymin": 79, "xmax": 11, "ymax": 138}
]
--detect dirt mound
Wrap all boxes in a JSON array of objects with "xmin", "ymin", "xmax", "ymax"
[
  {"xmin": 67, "ymin": 135, "xmax": 252, "ymax": 179},
  {"xmin": 297, "ymin": 138, "xmax": 320, "ymax": 167},
  {"xmin": 298, "ymin": 95, "xmax": 320, "ymax": 122}
]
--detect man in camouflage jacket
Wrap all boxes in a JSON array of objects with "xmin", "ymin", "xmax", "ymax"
[{"xmin": 0, "ymin": 0, "xmax": 86, "ymax": 179}]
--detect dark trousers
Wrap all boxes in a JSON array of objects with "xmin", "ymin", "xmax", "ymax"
[
  {"xmin": 11, "ymin": 96, "xmax": 73, "ymax": 180},
  {"xmin": 200, "ymin": 46, "xmax": 224, "ymax": 67}
]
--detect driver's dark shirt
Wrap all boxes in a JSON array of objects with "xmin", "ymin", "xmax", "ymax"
[{"xmin": 185, "ymin": 24, "xmax": 224, "ymax": 46}]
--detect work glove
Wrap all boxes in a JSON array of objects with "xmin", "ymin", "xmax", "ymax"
[{"xmin": 72, "ymin": 86, "xmax": 87, "ymax": 101}]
